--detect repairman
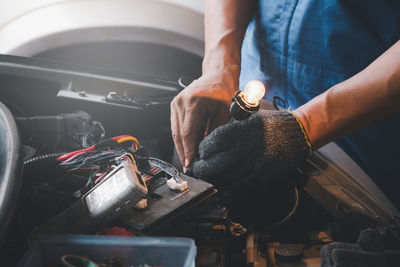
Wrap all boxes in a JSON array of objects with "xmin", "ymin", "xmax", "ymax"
[{"xmin": 170, "ymin": 1, "xmax": 400, "ymax": 265}]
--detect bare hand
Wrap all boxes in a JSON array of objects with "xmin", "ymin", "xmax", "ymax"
[{"xmin": 170, "ymin": 72, "xmax": 236, "ymax": 169}]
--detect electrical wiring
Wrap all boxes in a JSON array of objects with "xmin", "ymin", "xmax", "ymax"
[
  {"xmin": 56, "ymin": 135, "xmax": 141, "ymax": 194},
  {"xmin": 59, "ymin": 150, "xmax": 123, "ymax": 171},
  {"xmin": 65, "ymin": 149, "xmax": 134, "ymax": 198},
  {"xmin": 24, "ymin": 152, "xmax": 67, "ymax": 166},
  {"xmin": 93, "ymin": 172, "xmax": 108, "ymax": 185},
  {"xmin": 56, "ymin": 135, "xmax": 140, "ymax": 162},
  {"xmin": 88, "ymin": 169, "xmax": 97, "ymax": 186},
  {"xmin": 116, "ymin": 153, "xmax": 136, "ymax": 166},
  {"xmin": 57, "ymin": 134, "xmax": 182, "ymax": 200},
  {"xmin": 116, "ymin": 136, "xmax": 140, "ymax": 150},
  {"xmin": 146, "ymin": 157, "xmax": 182, "ymax": 183}
]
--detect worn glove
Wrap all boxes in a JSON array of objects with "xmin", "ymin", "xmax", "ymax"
[
  {"xmin": 320, "ymin": 228, "xmax": 400, "ymax": 267},
  {"xmin": 192, "ymin": 110, "xmax": 311, "ymax": 189},
  {"xmin": 320, "ymin": 242, "xmax": 385, "ymax": 267}
]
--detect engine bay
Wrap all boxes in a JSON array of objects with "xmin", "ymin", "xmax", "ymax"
[{"xmin": 0, "ymin": 55, "xmax": 398, "ymax": 267}]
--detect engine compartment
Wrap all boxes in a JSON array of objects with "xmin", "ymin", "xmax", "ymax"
[{"xmin": 0, "ymin": 54, "xmax": 392, "ymax": 267}]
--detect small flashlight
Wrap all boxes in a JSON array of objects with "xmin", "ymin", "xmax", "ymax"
[{"xmin": 230, "ymin": 80, "xmax": 266, "ymax": 120}]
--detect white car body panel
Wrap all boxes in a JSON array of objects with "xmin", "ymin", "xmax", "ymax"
[{"xmin": 0, "ymin": 0, "xmax": 205, "ymax": 56}]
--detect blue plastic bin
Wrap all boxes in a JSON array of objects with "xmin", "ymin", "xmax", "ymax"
[{"xmin": 19, "ymin": 235, "xmax": 196, "ymax": 267}]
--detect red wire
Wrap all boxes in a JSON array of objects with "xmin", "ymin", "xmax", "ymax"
[
  {"xmin": 56, "ymin": 146, "xmax": 95, "ymax": 161},
  {"xmin": 56, "ymin": 135, "xmax": 136, "ymax": 161},
  {"xmin": 62, "ymin": 151, "xmax": 87, "ymax": 163}
]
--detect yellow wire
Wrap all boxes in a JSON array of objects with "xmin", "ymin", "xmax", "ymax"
[
  {"xmin": 125, "ymin": 153, "xmax": 137, "ymax": 166},
  {"xmin": 117, "ymin": 136, "xmax": 140, "ymax": 149},
  {"xmin": 117, "ymin": 136, "xmax": 139, "ymax": 145},
  {"xmin": 126, "ymin": 153, "xmax": 135, "ymax": 163},
  {"xmin": 116, "ymin": 136, "xmax": 140, "ymax": 163}
]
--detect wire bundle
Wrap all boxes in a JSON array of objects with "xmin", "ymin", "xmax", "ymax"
[
  {"xmin": 59, "ymin": 150, "xmax": 132, "ymax": 171},
  {"xmin": 56, "ymin": 135, "xmax": 183, "ymax": 192},
  {"xmin": 57, "ymin": 135, "xmax": 139, "ymax": 188},
  {"xmin": 56, "ymin": 135, "xmax": 139, "ymax": 162},
  {"xmin": 147, "ymin": 157, "xmax": 182, "ymax": 184}
]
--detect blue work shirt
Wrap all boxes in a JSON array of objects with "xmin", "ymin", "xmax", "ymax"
[{"xmin": 240, "ymin": 0, "xmax": 400, "ymax": 208}]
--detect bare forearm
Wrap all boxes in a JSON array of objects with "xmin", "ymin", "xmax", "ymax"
[
  {"xmin": 294, "ymin": 41, "xmax": 400, "ymax": 149},
  {"xmin": 170, "ymin": 0, "xmax": 255, "ymax": 168},
  {"xmin": 203, "ymin": 0, "xmax": 256, "ymax": 80}
]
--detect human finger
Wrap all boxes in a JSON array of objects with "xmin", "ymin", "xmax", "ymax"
[
  {"xmin": 181, "ymin": 107, "xmax": 207, "ymax": 168},
  {"xmin": 170, "ymin": 100, "xmax": 186, "ymax": 167}
]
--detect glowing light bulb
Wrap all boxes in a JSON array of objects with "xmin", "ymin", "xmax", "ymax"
[{"xmin": 242, "ymin": 80, "xmax": 265, "ymax": 105}]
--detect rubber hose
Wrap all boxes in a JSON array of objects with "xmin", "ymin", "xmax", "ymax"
[{"xmin": 262, "ymin": 186, "xmax": 300, "ymax": 233}]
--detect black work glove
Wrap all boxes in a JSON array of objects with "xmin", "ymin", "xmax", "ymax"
[
  {"xmin": 320, "ymin": 242, "xmax": 385, "ymax": 267},
  {"xmin": 192, "ymin": 110, "xmax": 311, "ymax": 189},
  {"xmin": 320, "ymin": 228, "xmax": 400, "ymax": 267}
]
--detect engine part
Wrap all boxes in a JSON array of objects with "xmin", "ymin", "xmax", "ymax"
[
  {"xmin": 274, "ymin": 244, "xmax": 304, "ymax": 263},
  {"xmin": 16, "ymin": 111, "xmax": 105, "ymax": 153},
  {"xmin": 30, "ymin": 161, "xmax": 148, "ymax": 240},
  {"xmin": 105, "ymin": 91, "xmax": 175, "ymax": 111},
  {"xmin": 119, "ymin": 174, "xmax": 216, "ymax": 234}
]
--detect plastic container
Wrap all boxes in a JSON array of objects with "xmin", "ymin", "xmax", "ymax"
[{"xmin": 19, "ymin": 235, "xmax": 196, "ymax": 267}]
